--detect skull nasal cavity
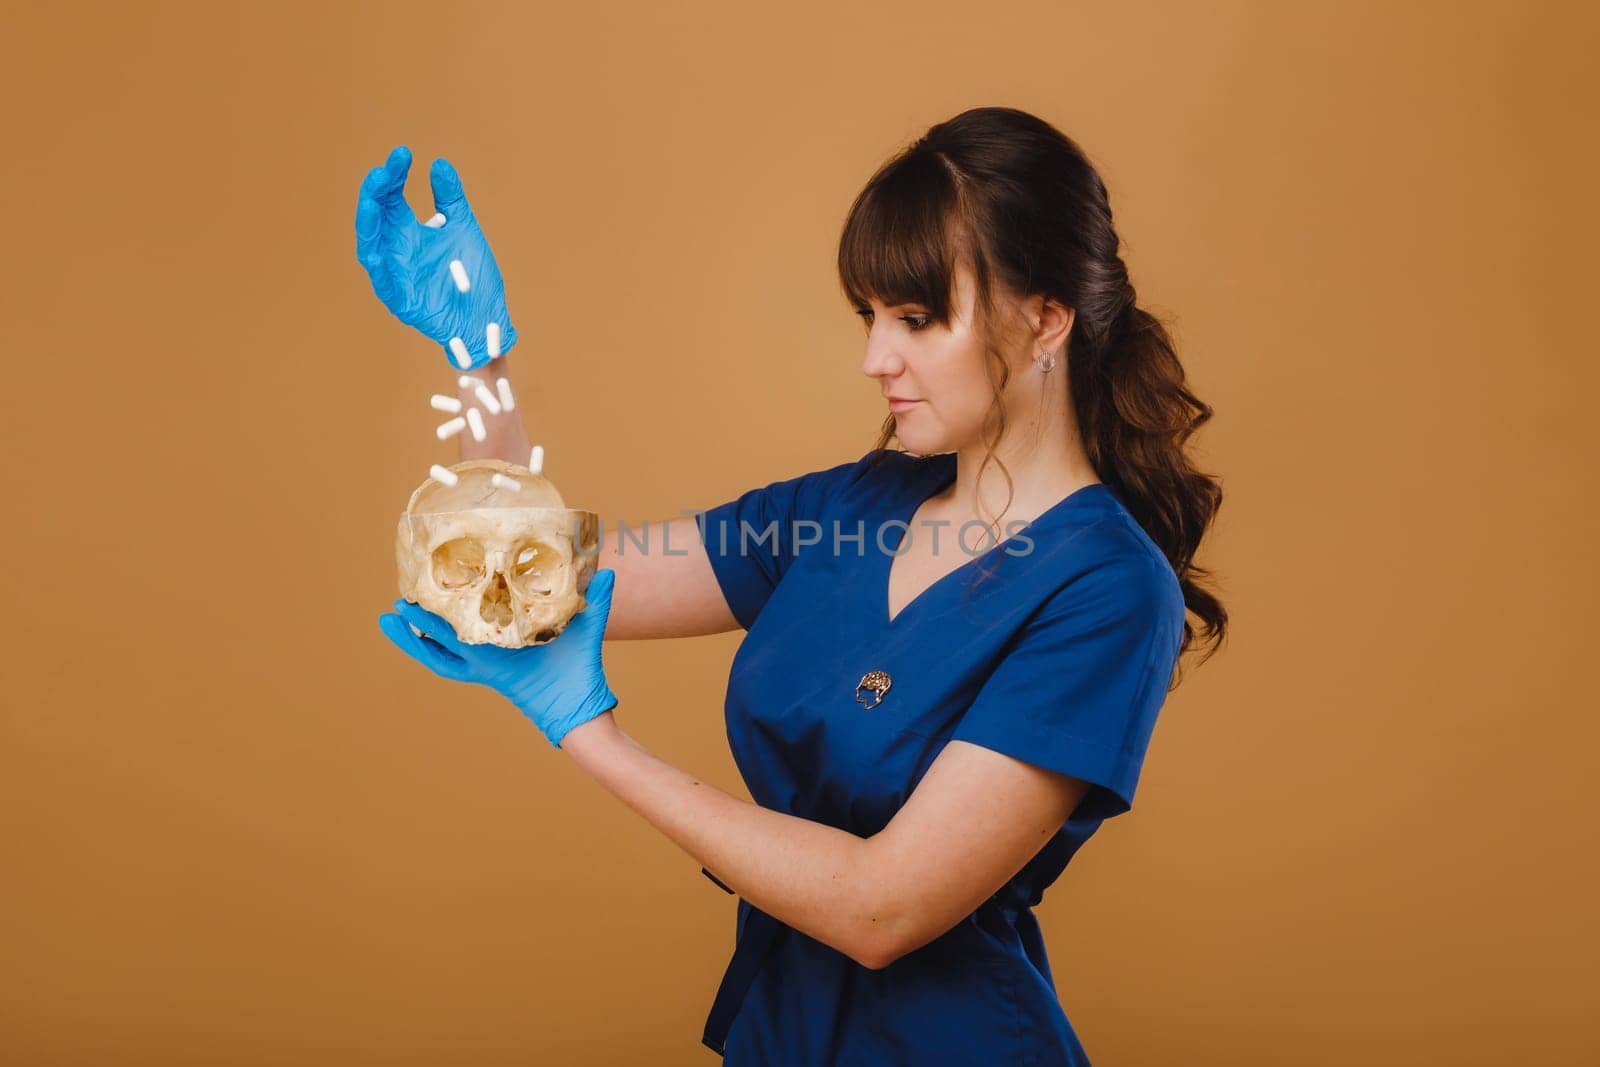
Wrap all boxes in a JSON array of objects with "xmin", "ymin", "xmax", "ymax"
[{"xmin": 480, "ymin": 572, "xmax": 514, "ymax": 626}]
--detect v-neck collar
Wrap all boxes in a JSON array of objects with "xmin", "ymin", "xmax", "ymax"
[{"xmin": 880, "ymin": 453, "xmax": 1112, "ymax": 628}]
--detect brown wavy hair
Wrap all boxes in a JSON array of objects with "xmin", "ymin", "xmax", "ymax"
[{"xmin": 837, "ymin": 106, "xmax": 1226, "ymax": 674}]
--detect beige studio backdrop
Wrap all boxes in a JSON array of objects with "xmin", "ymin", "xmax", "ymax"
[{"xmin": 2, "ymin": 1, "xmax": 1596, "ymax": 1064}]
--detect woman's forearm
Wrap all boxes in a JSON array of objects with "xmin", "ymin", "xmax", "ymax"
[
  {"xmin": 456, "ymin": 353, "xmax": 532, "ymax": 465},
  {"xmin": 559, "ymin": 712, "xmax": 889, "ymax": 969}
]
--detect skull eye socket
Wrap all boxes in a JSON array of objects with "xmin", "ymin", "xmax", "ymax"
[
  {"xmin": 512, "ymin": 542, "xmax": 547, "ymax": 578},
  {"xmin": 510, "ymin": 540, "xmax": 560, "ymax": 595},
  {"xmin": 431, "ymin": 538, "xmax": 487, "ymax": 589}
]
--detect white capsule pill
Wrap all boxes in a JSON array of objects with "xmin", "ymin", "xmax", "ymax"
[
  {"xmin": 485, "ymin": 322, "xmax": 502, "ymax": 358},
  {"xmin": 430, "ymin": 394, "xmax": 462, "ymax": 414},
  {"xmin": 457, "ymin": 374, "xmax": 478, "ymax": 391},
  {"xmin": 466, "ymin": 407, "xmax": 486, "ymax": 442},
  {"xmin": 491, "ymin": 473, "xmax": 522, "ymax": 492},
  {"xmin": 429, "ymin": 464, "xmax": 459, "ymax": 486},
  {"xmin": 435, "ymin": 416, "xmax": 466, "ymax": 440},
  {"xmin": 423, "ymin": 213, "xmax": 447, "ymax": 228},
  {"xmin": 528, "ymin": 444, "xmax": 544, "ymax": 474},
  {"xmin": 449, "ymin": 260, "xmax": 470, "ymax": 293},
  {"xmin": 495, "ymin": 376, "xmax": 515, "ymax": 412},
  {"xmin": 473, "ymin": 383, "xmax": 502, "ymax": 415},
  {"xmin": 448, "ymin": 337, "xmax": 472, "ymax": 369}
]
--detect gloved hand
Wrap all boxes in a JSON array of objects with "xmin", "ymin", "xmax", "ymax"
[
  {"xmin": 377, "ymin": 569, "xmax": 619, "ymax": 748},
  {"xmin": 354, "ymin": 144, "xmax": 519, "ymax": 371}
]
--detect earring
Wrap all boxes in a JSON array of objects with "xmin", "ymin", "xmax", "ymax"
[{"xmin": 1036, "ymin": 348, "xmax": 1057, "ymax": 373}]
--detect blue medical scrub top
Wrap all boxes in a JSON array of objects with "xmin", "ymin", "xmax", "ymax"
[{"xmin": 691, "ymin": 448, "xmax": 1186, "ymax": 1066}]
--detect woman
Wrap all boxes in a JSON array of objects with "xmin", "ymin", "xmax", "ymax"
[{"xmin": 358, "ymin": 105, "xmax": 1227, "ymax": 1065}]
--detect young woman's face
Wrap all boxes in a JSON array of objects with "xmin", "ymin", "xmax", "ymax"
[{"xmin": 858, "ymin": 262, "xmax": 1028, "ymax": 455}]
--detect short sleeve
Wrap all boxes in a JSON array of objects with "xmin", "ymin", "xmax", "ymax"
[
  {"xmin": 949, "ymin": 554, "xmax": 1186, "ymax": 823},
  {"xmin": 692, "ymin": 450, "xmax": 882, "ymax": 631}
]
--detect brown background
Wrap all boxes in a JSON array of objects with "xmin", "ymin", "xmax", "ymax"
[{"xmin": 2, "ymin": 1, "xmax": 1596, "ymax": 1063}]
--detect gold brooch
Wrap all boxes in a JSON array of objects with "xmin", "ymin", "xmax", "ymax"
[{"xmin": 855, "ymin": 670, "xmax": 892, "ymax": 710}]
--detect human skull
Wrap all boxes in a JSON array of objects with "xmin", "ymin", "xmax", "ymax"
[{"xmin": 395, "ymin": 459, "xmax": 600, "ymax": 648}]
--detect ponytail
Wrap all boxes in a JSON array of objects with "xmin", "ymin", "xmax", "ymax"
[{"xmin": 1071, "ymin": 286, "xmax": 1226, "ymax": 675}]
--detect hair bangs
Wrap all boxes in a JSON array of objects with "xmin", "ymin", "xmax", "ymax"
[{"xmin": 837, "ymin": 151, "xmax": 971, "ymax": 326}]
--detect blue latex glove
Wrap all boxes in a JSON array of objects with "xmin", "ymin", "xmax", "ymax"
[
  {"xmin": 377, "ymin": 569, "xmax": 619, "ymax": 748},
  {"xmin": 354, "ymin": 144, "xmax": 519, "ymax": 371}
]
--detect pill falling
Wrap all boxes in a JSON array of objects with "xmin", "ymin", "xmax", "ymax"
[
  {"xmin": 466, "ymin": 407, "xmax": 486, "ymax": 442},
  {"xmin": 449, "ymin": 260, "xmax": 471, "ymax": 293},
  {"xmin": 424, "ymin": 213, "xmax": 447, "ymax": 228},
  {"xmin": 491, "ymin": 473, "xmax": 522, "ymax": 492},
  {"xmin": 430, "ymin": 394, "xmax": 462, "ymax": 414},
  {"xmin": 448, "ymin": 337, "xmax": 472, "ymax": 369},
  {"xmin": 473, "ymin": 383, "xmax": 502, "ymax": 415},
  {"xmin": 457, "ymin": 374, "xmax": 478, "ymax": 391},
  {"xmin": 528, "ymin": 444, "xmax": 544, "ymax": 474},
  {"xmin": 435, "ymin": 416, "xmax": 466, "ymax": 440},
  {"xmin": 429, "ymin": 464, "xmax": 458, "ymax": 486},
  {"xmin": 486, "ymin": 322, "xmax": 502, "ymax": 359},
  {"xmin": 495, "ymin": 376, "xmax": 515, "ymax": 412}
]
